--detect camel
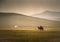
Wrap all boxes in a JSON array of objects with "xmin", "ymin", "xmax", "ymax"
[{"xmin": 38, "ymin": 26, "xmax": 44, "ymax": 31}]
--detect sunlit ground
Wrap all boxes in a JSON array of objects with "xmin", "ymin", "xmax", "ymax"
[
  {"xmin": 0, "ymin": 27, "xmax": 60, "ymax": 31},
  {"xmin": 0, "ymin": 27, "xmax": 60, "ymax": 42}
]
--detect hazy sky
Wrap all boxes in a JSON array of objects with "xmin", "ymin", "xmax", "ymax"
[{"xmin": 0, "ymin": 0, "xmax": 60, "ymax": 15}]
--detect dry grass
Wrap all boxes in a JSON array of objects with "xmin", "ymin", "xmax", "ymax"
[{"xmin": 0, "ymin": 29, "xmax": 60, "ymax": 42}]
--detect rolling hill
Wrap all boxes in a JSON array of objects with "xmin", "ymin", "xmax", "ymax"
[
  {"xmin": 0, "ymin": 12, "xmax": 60, "ymax": 28},
  {"xmin": 33, "ymin": 11, "xmax": 60, "ymax": 21}
]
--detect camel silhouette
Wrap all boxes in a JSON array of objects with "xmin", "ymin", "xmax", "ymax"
[{"xmin": 38, "ymin": 26, "xmax": 44, "ymax": 31}]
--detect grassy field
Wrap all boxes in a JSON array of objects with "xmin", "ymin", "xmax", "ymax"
[{"xmin": 0, "ymin": 30, "xmax": 60, "ymax": 42}]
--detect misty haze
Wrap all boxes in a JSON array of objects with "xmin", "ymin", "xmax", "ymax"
[{"xmin": 0, "ymin": 0, "xmax": 60, "ymax": 42}]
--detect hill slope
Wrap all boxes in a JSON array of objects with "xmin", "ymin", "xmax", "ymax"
[
  {"xmin": 0, "ymin": 12, "xmax": 60, "ymax": 28},
  {"xmin": 33, "ymin": 11, "xmax": 60, "ymax": 21}
]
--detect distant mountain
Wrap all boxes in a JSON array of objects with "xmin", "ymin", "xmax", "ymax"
[
  {"xmin": 33, "ymin": 11, "xmax": 60, "ymax": 21},
  {"xmin": 0, "ymin": 12, "xmax": 60, "ymax": 28}
]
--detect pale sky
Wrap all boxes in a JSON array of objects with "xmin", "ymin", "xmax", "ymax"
[{"xmin": 0, "ymin": 0, "xmax": 60, "ymax": 15}]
